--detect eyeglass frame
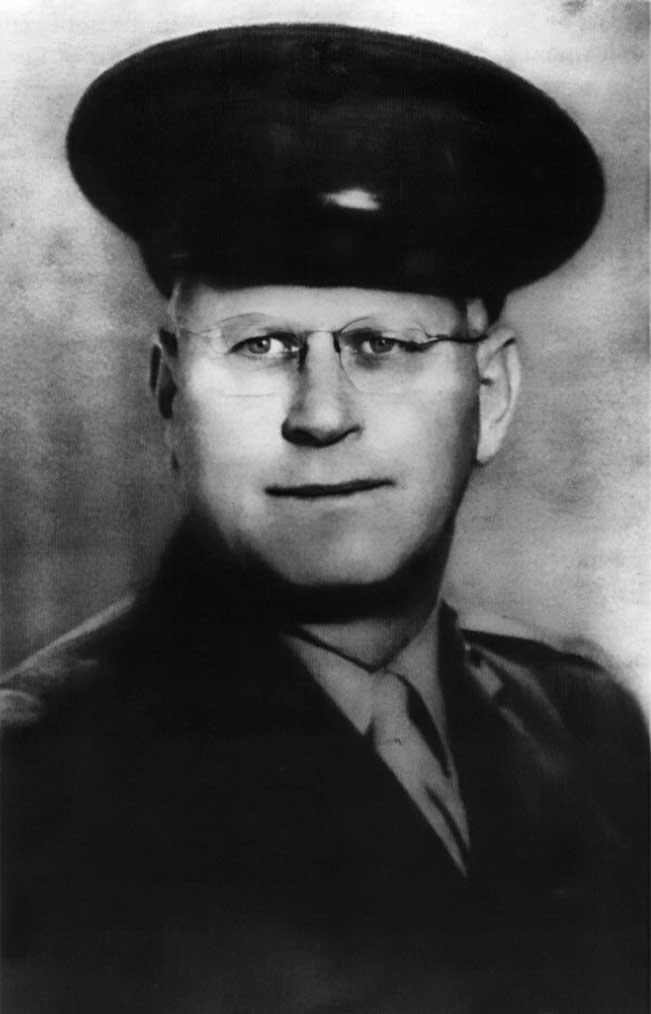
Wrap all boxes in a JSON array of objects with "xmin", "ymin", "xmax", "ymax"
[{"xmin": 157, "ymin": 314, "xmax": 487, "ymax": 396}]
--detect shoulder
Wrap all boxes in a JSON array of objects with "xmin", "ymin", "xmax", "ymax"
[
  {"xmin": 458, "ymin": 610, "xmax": 649, "ymax": 852},
  {"xmin": 459, "ymin": 610, "xmax": 647, "ymax": 747},
  {"xmin": 0, "ymin": 596, "xmax": 137, "ymax": 733}
]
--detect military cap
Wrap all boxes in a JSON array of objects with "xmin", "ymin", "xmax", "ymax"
[{"xmin": 66, "ymin": 23, "xmax": 604, "ymax": 301}]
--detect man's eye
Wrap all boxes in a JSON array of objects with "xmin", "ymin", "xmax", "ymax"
[
  {"xmin": 233, "ymin": 333, "xmax": 299, "ymax": 357},
  {"xmin": 352, "ymin": 331, "xmax": 403, "ymax": 356}
]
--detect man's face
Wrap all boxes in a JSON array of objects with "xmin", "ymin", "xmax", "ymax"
[{"xmin": 165, "ymin": 283, "xmax": 482, "ymax": 588}]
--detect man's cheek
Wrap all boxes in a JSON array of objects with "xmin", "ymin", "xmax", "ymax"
[
  {"xmin": 417, "ymin": 415, "xmax": 478, "ymax": 503},
  {"xmin": 410, "ymin": 396, "xmax": 478, "ymax": 460}
]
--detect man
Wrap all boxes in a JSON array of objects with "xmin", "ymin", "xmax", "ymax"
[{"xmin": 2, "ymin": 23, "xmax": 648, "ymax": 1014}]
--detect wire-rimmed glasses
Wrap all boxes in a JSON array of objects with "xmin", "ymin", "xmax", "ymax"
[{"xmin": 161, "ymin": 313, "xmax": 484, "ymax": 395}]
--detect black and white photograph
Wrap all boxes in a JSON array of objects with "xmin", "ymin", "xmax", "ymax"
[{"xmin": 1, "ymin": 2, "xmax": 648, "ymax": 1011}]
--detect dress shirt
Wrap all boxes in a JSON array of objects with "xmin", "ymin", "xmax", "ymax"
[{"xmin": 283, "ymin": 609, "xmax": 470, "ymax": 873}]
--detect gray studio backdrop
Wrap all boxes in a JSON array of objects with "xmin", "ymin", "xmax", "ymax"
[{"xmin": 1, "ymin": 0, "xmax": 648, "ymax": 704}]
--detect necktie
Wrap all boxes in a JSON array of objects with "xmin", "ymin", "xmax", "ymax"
[{"xmin": 370, "ymin": 670, "xmax": 470, "ymax": 874}]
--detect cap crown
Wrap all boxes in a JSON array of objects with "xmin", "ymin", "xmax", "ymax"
[{"xmin": 67, "ymin": 23, "xmax": 604, "ymax": 298}]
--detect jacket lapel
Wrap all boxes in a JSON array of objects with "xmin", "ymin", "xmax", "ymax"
[{"xmin": 441, "ymin": 606, "xmax": 605, "ymax": 906}]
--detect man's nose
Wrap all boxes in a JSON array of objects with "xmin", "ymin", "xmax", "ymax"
[{"xmin": 281, "ymin": 332, "xmax": 362, "ymax": 447}]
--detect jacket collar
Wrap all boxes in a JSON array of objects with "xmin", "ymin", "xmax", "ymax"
[{"xmin": 138, "ymin": 521, "xmax": 588, "ymax": 893}]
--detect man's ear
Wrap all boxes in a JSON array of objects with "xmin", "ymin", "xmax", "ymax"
[
  {"xmin": 150, "ymin": 328, "xmax": 178, "ymax": 420},
  {"xmin": 475, "ymin": 323, "xmax": 521, "ymax": 465}
]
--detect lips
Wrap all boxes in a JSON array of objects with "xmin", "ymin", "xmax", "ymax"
[{"xmin": 266, "ymin": 479, "xmax": 393, "ymax": 499}]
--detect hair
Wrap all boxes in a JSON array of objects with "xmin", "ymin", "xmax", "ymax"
[
  {"xmin": 163, "ymin": 271, "xmax": 507, "ymax": 331},
  {"xmin": 480, "ymin": 292, "xmax": 506, "ymax": 325}
]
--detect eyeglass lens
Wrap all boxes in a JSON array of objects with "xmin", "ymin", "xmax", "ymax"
[{"xmin": 175, "ymin": 314, "xmax": 478, "ymax": 395}]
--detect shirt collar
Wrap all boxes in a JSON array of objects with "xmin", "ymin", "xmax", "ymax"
[{"xmin": 282, "ymin": 603, "xmax": 447, "ymax": 743}]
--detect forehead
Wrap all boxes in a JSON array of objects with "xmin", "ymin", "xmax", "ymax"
[{"xmin": 170, "ymin": 281, "xmax": 465, "ymax": 332}]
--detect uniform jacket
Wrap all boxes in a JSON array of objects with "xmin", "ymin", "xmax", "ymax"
[{"xmin": 2, "ymin": 524, "xmax": 648, "ymax": 1014}]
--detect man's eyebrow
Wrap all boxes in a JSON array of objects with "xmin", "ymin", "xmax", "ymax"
[
  {"xmin": 173, "ymin": 313, "xmax": 298, "ymax": 336},
  {"xmin": 349, "ymin": 311, "xmax": 465, "ymax": 327}
]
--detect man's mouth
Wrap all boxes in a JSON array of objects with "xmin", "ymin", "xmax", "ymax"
[{"xmin": 266, "ymin": 479, "xmax": 394, "ymax": 499}]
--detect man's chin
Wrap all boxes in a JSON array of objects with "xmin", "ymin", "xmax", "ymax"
[
  {"xmin": 241, "ymin": 541, "xmax": 447, "ymax": 625},
  {"xmin": 243, "ymin": 540, "xmax": 441, "ymax": 617},
  {"xmin": 254, "ymin": 543, "xmax": 407, "ymax": 591}
]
